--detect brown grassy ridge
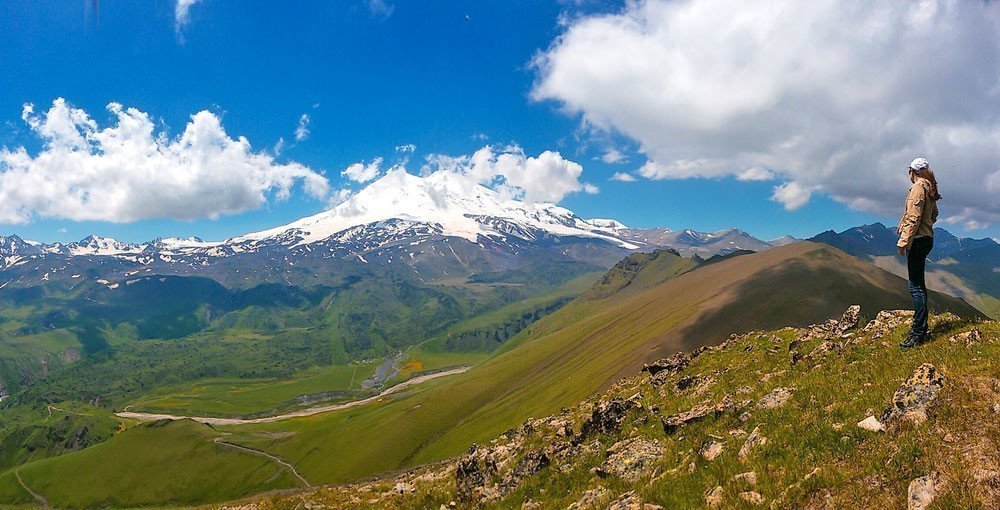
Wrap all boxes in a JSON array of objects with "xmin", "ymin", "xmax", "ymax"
[{"xmin": 211, "ymin": 309, "xmax": 999, "ymax": 510}]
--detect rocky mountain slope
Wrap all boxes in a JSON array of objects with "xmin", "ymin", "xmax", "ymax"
[{"xmin": 211, "ymin": 308, "xmax": 999, "ymax": 509}]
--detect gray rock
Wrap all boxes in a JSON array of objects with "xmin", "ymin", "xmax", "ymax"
[{"xmin": 758, "ymin": 387, "xmax": 795, "ymax": 409}]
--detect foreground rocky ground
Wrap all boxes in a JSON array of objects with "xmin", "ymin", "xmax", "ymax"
[{"xmin": 213, "ymin": 308, "xmax": 999, "ymax": 509}]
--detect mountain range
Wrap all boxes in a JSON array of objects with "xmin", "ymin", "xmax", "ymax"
[
  {"xmin": 810, "ymin": 223, "xmax": 1000, "ymax": 318},
  {"xmin": 0, "ymin": 170, "xmax": 778, "ymax": 289}
]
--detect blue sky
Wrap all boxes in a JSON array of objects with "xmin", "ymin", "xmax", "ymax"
[{"xmin": 0, "ymin": 0, "xmax": 996, "ymax": 243}]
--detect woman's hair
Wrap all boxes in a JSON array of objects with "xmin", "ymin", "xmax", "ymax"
[{"xmin": 913, "ymin": 168, "xmax": 943, "ymax": 200}]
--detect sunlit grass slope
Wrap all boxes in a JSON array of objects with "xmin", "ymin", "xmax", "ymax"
[
  {"xmin": 220, "ymin": 243, "xmax": 978, "ymax": 485},
  {"xmin": 10, "ymin": 419, "xmax": 300, "ymax": 509}
]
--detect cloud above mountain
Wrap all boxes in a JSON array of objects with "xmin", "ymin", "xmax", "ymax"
[
  {"xmin": 422, "ymin": 145, "xmax": 597, "ymax": 203},
  {"xmin": 533, "ymin": 0, "xmax": 1000, "ymax": 227},
  {"xmin": 0, "ymin": 98, "xmax": 329, "ymax": 224}
]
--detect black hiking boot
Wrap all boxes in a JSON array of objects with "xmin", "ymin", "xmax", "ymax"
[{"xmin": 899, "ymin": 333, "xmax": 918, "ymax": 349}]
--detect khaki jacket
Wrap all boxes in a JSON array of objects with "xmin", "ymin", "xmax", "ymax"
[{"xmin": 897, "ymin": 177, "xmax": 938, "ymax": 249}]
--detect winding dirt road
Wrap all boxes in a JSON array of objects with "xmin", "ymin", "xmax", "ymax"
[
  {"xmin": 16, "ymin": 470, "xmax": 49, "ymax": 508},
  {"xmin": 116, "ymin": 365, "xmax": 469, "ymax": 426},
  {"xmin": 213, "ymin": 437, "xmax": 311, "ymax": 487}
]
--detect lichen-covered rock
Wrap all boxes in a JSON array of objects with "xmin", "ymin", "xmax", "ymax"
[
  {"xmin": 839, "ymin": 305, "xmax": 862, "ymax": 333},
  {"xmin": 705, "ymin": 486, "xmax": 724, "ymax": 508},
  {"xmin": 864, "ymin": 310, "xmax": 913, "ymax": 339},
  {"xmin": 949, "ymin": 327, "xmax": 985, "ymax": 348},
  {"xmin": 699, "ymin": 440, "xmax": 724, "ymax": 461},
  {"xmin": 739, "ymin": 491, "xmax": 765, "ymax": 505},
  {"xmin": 605, "ymin": 491, "xmax": 663, "ymax": 510},
  {"xmin": 757, "ymin": 387, "xmax": 795, "ymax": 409},
  {"xmin": 567, "ymin": 486, "xmax": 609, "ymax": 510},
  {"xmin": 577, "ymin": 398, "xmax": 636, "ymax": 440},
  {"xmin": 596, "ymin": 438, "xmax": 665, "ymax": 481},
  {"xmin": 732, "ymin": 471, "xmax": 757, "ymax": 486},
  {"xmin": 880, "ymin": 364, "xmax": 945, "ymax": 425},
  {"xmin": 907, "ymin": 472, "xmax": 941, "ymax": 510},
  {"xmin": 456, "ymin": 444, "xmax": 496, "ymax": 503}
]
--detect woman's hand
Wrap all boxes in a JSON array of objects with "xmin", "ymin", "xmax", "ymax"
[{"xmin": 898, "ymin": 247, "xmax": 906, "ymax": 256}]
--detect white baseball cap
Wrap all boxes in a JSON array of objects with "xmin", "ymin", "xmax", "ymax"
[{"xmin": 909, "ymin": 157, "xmax": 929, "ymax": 172}]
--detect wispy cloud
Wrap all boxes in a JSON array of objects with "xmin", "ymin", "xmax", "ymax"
[
  {"xmin": 610, "ymin": 172, "xmax": 636, "ymax": 182},
  {"xmin": 368, "ymin": 0, "xmax": 394, "ymax": 19},
  {"xmin": 295, "ymin": 114, "xmax": 311, "ymax": 142},
  {"xmin": 599, "ymin": 149, "xmax": 626, "ymax": 164},
  {"xmin": 174, "ymin": 0, "xmax": 203, "ymax": 40}
]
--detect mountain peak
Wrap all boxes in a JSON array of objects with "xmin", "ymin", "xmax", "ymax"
[{"xmin": 236, "ymin": 168, "xmax": 639, "ymax": 249}]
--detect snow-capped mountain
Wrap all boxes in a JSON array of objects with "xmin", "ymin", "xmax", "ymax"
[
  {"xmin": 0, "ymin": 169, "xmax": 781, "ymax": 288},
  {"xmin": 232, "ymin": 168, "xmax": 638, "ymax": 249}
]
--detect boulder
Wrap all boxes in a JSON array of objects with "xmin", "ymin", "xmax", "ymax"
[
  {"xmin": 455, "ymin": 444, "xmax": 495, "ymax": 503},
  {"xmin": 662, "ymin": 395, "xmax": 749, "ymax": 435},
  {"xmin": 880, "ymin": 364, "xmax": 944, "ymax": 425},
  {"xmin": 605, "ymin": 490, "xmax": 663, "ymax": 510}
]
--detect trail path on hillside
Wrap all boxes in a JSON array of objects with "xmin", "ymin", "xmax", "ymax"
[
  {"xmin": 116, "ymin": 366, "xmax": 469, "ymax": 426},
  {"xmin": 213, "ymin": 437, "xmax": 311, "ymax": 487},
  {"xmin": 16, "ymin": 470, "xmax": 48, "ymax": 508}
]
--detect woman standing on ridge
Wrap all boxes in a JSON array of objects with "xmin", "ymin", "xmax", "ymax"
[{"xmin": 897, "ymin": 157, "xmax": 941, "ymax": 349}]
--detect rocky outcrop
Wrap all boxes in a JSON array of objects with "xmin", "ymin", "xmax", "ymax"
[
  {"xmin": 949, "ymin": 326, "xmax": 985, "ymax": 347},
  {"xmin": 577, "ymin": 397, "xmax": 637, "ymax": 440},
  {"xmin": 642, "ymin": 352, "xmax": 690, "ymax": 387},
  {"xmin": 661, "ymin": 395, "xmax": 750, "ymax": 435},
  {"xmin": 864, "ymin": 310, "xmax": 914, "ymax": 340}
]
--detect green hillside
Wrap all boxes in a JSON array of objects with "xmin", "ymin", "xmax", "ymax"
[
  {"xmin": 0, "ymin": 243, "xmax": 982, "ymax": 508},
  {"xmin": 232, "ymin": 312, "xmax": 999, "ymax": 509},
  {"xmin": 10, "ymin": 419, "xmax": 301, "ymax": 509}
]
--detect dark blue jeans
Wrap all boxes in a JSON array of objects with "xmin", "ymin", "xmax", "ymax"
[{"xmin": 907, "ymin": 236, "xmax": 934, "ymax": 337}]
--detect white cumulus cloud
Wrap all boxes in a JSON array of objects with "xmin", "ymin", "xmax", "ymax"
[
  {"xmin": 533, "ymin": 0, "xmax": 1000, "ymax": 227},
  {"xmin": 342, "ymin": 157, "xmax": 384, "ymax": 183},
  {"xmin": 0, "ymin": 98, "xmax": 329, "ymax": 224},
  {"xmin": 422, "ymin": 145, "xmax": 596, "ymax": 203},
  {"xmin": 771, "ymin": 181, "xmax": 813, "ymax": 211},
  {"xmin": 610, "ymin": 172, "xmax": 637, "ymax": 182}
]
